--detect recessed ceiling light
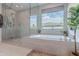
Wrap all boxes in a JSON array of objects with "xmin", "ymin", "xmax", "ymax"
[{"xmin": 16, "ymin": 5, "xmax": 19, "ymax": 7}]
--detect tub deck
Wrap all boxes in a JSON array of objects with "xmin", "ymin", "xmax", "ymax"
[{"xmin": 0, "ymin": 43, "xmax": 32, "ymax": 56}]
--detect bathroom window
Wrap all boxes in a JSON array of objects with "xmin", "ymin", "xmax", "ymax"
[
  {"xmin": 42, "ymin": 9, "xmax": 64, "ymax": 30},
  {"xmin": 30, "ymin": 15, "xmax": 37, "ymax": 30}
]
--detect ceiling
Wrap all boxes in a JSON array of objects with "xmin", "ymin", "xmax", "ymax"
[{"xmin": 5, "ymin": 3, "xmax": 46, "ymax": 11}]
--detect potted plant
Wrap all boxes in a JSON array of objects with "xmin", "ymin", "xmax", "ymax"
[{"xmin": 68, "ymin": 4, "xmax": 79, "ymax": 56}]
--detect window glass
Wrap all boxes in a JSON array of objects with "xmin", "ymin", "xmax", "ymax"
[
  {"xmin": 42, "ymin": 10, "xmax": 64, "ymax": 30},
  {"xmin": 30, "ymin": 15, "xmax": 37, "ymax": 30}
]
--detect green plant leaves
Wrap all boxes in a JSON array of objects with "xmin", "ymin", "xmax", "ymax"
[{"xmin": 68, "ymin": 4, "xmax": 79, "ymax": 28}]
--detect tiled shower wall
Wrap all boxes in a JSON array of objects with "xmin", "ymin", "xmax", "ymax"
[{"xmin": 2, "ymin": 5, "xmax": 21, "ymax": 40}]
